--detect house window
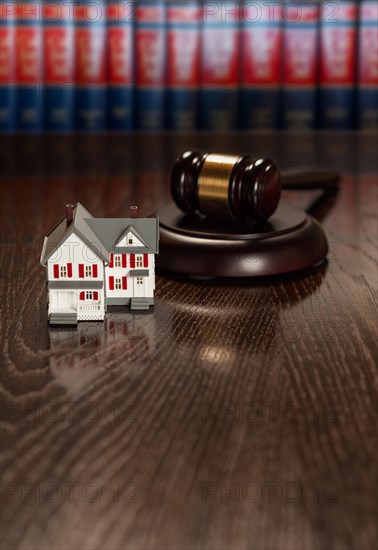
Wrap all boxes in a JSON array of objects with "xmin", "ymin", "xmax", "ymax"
[
  {"xmin": 136, "ymin": 255, "xmax": 143, "ymax": 268},
  {"xmin": 85, "ymin": 291, "xmax": 93, "ymax": 300},
  {"xmin": 85, "ymin": 265, "xmax": 92, "ymax": 277},
  {"xmin": 114, "ymin": 255, "xmax": 121, "ymax": 268},
  {"xmin": 137, "ymin": 277, "xmax": 143, "ymax": 285},
  {"xmin": 60, "ymin": 265, "xmax": 67, "ymax": 277},
  {"xmin": 128, "ymin": 237, "xmax": 133, "ymax": 245},
  {"xmin": 115, "ymin": 278, "xmax": 122, "ymax": 290}
]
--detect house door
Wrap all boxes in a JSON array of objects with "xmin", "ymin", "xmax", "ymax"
[
  {"xmin": 133, "ymin": 276, "xmax": 145, "ymax": 298},
  {"xmin": 58, "ymin": 292, "xmax": 76, "ymax": 310}
]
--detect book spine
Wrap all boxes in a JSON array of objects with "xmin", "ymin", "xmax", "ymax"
[
  {"xmin": 74, "ymin": 0, "xmax": 106, "ymax": 131},
  {"xmin": 107, "ymin": 0, "xmax": 134, "ymax": 130},
  {"xmin": 282, "ymin": 2, "xmax": 319, "ymax": 130},
  {"xmin": 241, "ymin": 2, "xmax": 282, "ymax": 129},
  {"xmin": 201, "ymin": 1, "xmax": 240, "ymax": 130},
  {"xmin": 43, "ymin": 0, "xmax": 74, "ymax": 131},
  {"xmin": 15, "ymin": 0, "xmax": 43, "ymax": 131},
  {"xmin": 319, "ymin": 1, "xmax": 357, "ymax": 129},
  {"xmin": 167, "ymin": 1, "xmax": 201, "ymax": 131},
  {"xmin": 0, "ymin": 1, "xmax": 16, "ymax": 131},
  {"xmin": 357, "ymin": 1, "xmax": 378, "ymax": 129},
  {"xmin": 135, "ymin": 1, "xmax": 166, "ymax": 131}
]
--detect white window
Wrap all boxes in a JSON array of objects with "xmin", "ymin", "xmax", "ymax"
[
  {"xmin": 114, "ymin": 255, "xmax": 121, "ymax": 268},
  {"xmin": 115, "ymin": 278, "xmax": 122, "ymax": 290},
  {"xmin": 85, "ymin": 291, "xmax": 93, "ymax": 300},
  {"xmin": 85, "ymin": 265, "xmax": 92, "ymax": 277},
  {"xmin": 137, "ymin": 277, "xmax": 143, "ymax": 285},
  {"xmin": 136, "ymin": 255, "xmax": 143, "ymax": 268},
  {"xmin": 60, "ymin": 265, "xmax": 67, "ymax": 277}
]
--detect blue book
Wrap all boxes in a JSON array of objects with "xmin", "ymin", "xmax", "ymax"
[
  {"xmin": 282, "ymin": 2, "xmax": 319, "ymax": 130},
  {"xmin": 107, "ymin": 0, "xmax": 134, "ymax": 130},
  {"xmin": 319, "ymin": 1, "xmax": 357, "ymax": 129},
  {"xmin": 357, "ymin": 1, "xmax": 378, "ymax": 130},
  {"xmin": 74, "ymin": 0, "xmax": 106, "ymax": 131},
  {"xmin": 15, "ymin": 0, "xmax": 43, "ymax": 131},
  {"xmin": 167, "ymin": 1, "xmax": 201, "ymax": 131},
  {"xmin": 44, "ymin": 1, "xmax": 74, "ymax": 131},
  {"xmin": 135, "ymin": 1, "xmax": 166, "ymax": 130},
  {"xmin": 201, "ymin": 1, "xmax": 240, "ymax": 130},
  {"xmin": 0, "ymin": 1, "xmax": 16, "ymax": 131},
  {"xmin": 241, "ymin": 2, "xmax": 282, "ymax": 129}
]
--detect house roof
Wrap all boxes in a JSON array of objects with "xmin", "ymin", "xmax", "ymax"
[
  {"xmin": 85, "ymin": 217, "xmax": 158, "ymax": 254},
  {"xmin": 40, "ymin": 203, "xmax": 159, "ymax": 266}
]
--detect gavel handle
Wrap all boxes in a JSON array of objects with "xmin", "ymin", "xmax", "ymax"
[{"xmin": 282, "ymin": 169, "xmax": 341, "ymax": 191}]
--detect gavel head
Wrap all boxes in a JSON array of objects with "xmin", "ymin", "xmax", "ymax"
[{"xmin": 171, "ymin": 151, "xmax": 282, "ymax": 224}]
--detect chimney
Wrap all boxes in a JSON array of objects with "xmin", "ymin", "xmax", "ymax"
[
  {"xmin": 130, "ymin": 206, "xmax": 138, "ymax": 218},
  {"xmin": 66, "ymin": 204, "xmax": 73, "ymax": 226}
]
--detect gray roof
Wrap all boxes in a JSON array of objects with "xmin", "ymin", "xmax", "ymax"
[
  {"xmin": 85, "ymin": 217, "xmax": 159, "ymax": 255},
  {"xmin": 41, "ymin": 203, "xmax": 159, "ymax": 266}
]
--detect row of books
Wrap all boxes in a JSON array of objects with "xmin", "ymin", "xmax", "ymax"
[{"xmin": 0, "ymin": 1, "xmax": 377, "ymax": 133}]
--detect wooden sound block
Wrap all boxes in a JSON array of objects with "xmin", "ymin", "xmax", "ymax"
[{"xmin": 156, "ymin": 203, "xmax": 328, "ymax": 278}]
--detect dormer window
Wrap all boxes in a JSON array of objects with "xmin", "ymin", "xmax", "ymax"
[
  {"xmin": 128, "ymin": 237, "xmax": 133, "ymax": 245},
  {"xmin": 114, "ymin": 255, "xmax": 121, "ymax": 268}
]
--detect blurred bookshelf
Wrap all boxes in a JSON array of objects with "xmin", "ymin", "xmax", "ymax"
[{"xmin": 0, "ymin": 1, "xmax": 377, "ymax": 133}]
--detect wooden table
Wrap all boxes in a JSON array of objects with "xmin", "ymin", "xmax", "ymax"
[{"xmin": 1, "ymin": 133, "xmax": 377, "ymax": 550}]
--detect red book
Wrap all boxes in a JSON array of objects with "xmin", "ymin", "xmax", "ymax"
[
  {"xmin": 319, "ymin": 1, "xmax": 358, "ymax": 129},
  {"xmin": 358, "ymin": 1, "xmax": 378, "ymax": 129},
  {"xmin": 201, "ymin": 1, "xmax": 240, "ymax": 130},
  {"xmin": 282, "ymin": 2, "xmax": 319, "ymax": 129},
  {"xmin": 107, "ymin": 0, "xmax": 134, "ymax": 130},
  {"xmin": 74, "ymin": 0, "xmax": 106, "ymax": 131},
  {"xmin": 0, "ymin": 1, "xmax": 16, "ymax": 131},
  {"xmin": 15, "ymin": 0, "xmax": 43, "ymax": 131}
]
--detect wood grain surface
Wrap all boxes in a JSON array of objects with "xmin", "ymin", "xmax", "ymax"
[{"xmin": 0, "ymin": 133, "xmax": 377, "ymax": 550}]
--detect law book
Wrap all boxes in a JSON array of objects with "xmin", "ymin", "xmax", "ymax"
[
  {"xmin": 15, "ymin": 0, "xmax": 43, "ymax": 131},
  {"xmin": 319, "ymin": 1, "xmax": 358, "ymax": 129},
  {"xmin": 201, "ymin": 1, "xmax": 240, "ymax": 130},
  {"xmin": 74, "ymin": 0, "xmax": 106, "ymax": 131},
  {"xmin": 0, "ymin": 0, "xmax": 16, "ymax": 131},
  {"xmin": 357, "ymin": 1, "xmax": 378, "ymax": 129},
  {"xmin": 107, "ymin": 0, "xmax": 134, "ymax": 130},
  {"xmin": 241, "ymin": 2, "xmax": 282, "ymax": 129},
  {"xmin": 135, "ymin": 1, "xmax": 166, "ymax": 130},
  {"xmin": 167, "ymin": 1, "xmax": 201, "ymax": 131},
  {"xmin": 43, "ymin": 0, "xmax": 74, "ymax": 131},
  {"xmin": 282, "ymin": 2, "xmax": 319, "ymax": 130}
]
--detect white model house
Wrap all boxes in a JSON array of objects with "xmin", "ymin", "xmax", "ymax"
[{"xmin": 40, "ymin": 203, "xmax": 159, "ymax": 325}]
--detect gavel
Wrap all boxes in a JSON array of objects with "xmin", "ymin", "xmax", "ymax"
[{"xmin": 171, "ymin": 151, "xmax": 340, "ymax": 224}]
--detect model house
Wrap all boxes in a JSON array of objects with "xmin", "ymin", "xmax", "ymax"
[{"xmin": 40, "ymin": 203, "xmax": 159, "ymax": 325}]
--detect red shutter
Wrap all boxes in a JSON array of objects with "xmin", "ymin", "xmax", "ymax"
[
  {"xmin": 53, "ymin": 264, "xmax": 59, "ymax": 278},
  {"xmin": 130, "ymin": 254, "xmax": 135, "ymax": 268},
  {"xmin": 143, "ymin": 254, "xmax": 148, "ymax": 268},
  {"xmin": 93, "ymin": 264, "xmax": 98, "ymax": 278},
  {"xmin": 80, "ymin": 291, "xmax": 85, "ymax": 300},
  {"xmin": 109, "ymin": 253, "xmax": 114, "ymax": 268},
  {"xmin": 122, "ymin": 276, "xmax": 127, "ymax": 290},
  {"xmin": 67, "ymin": 263, "xmax": 72, "ymax": 278},
  {"xmin": 79, "ymin": 264, "xmax": 84, "ymax": 278},
  {"xmin": 94, "ymin": 291, "xmax": 99, "ymax": 300},
  {"xmin": 122, "ymin": 254, "xmax": 127, "ymax": 268},
  {"xmin": 109, "ymin": 276, "xmax": 114, "ymax": 290}
]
